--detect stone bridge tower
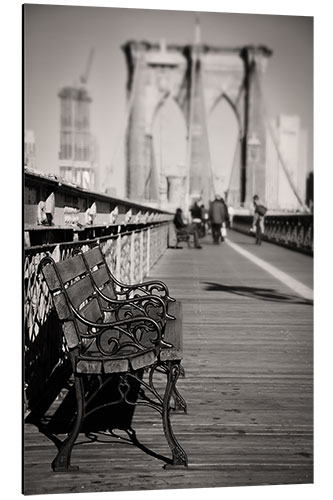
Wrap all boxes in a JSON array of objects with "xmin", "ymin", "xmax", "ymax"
[{"xmin": 122, "ymin": 39, "xmax": 272, "ymax": 209}]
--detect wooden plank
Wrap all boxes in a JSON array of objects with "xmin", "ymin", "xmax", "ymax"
[
  {"xmin": 56, "ymin": 254, "xmax": 86, "ymax": 283},
  {"xmin": 41, "ymin": 264, "xmax": 61, "ymax": 291},
  {"xmin": 53, "ymin": 292, "xmax": 71, "ymax": 320},
  {"xmin": 76, "ymin": 297, "xmax": 103, "ymax": 333},
  {"xmin": 84, "ymin": 246, "xmax": 104, "ymax": 269},
  {"xmin": 91, "ymin": 265, "xmax": 109, "ymax": 287},
  {"xmin": 66, "ymin": 275, "xmax": 95, "ymax": 309}
]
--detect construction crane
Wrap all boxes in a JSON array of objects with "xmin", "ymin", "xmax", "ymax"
[{"xmin": 80, "ymin": 48, "xmax": 95, "ymax": 86}]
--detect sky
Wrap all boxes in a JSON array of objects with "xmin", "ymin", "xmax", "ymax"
[{"xmin": 24, "ymin": 3, "xmax": 313, "ymax": 198}]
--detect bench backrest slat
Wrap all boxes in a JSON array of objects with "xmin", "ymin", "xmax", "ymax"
[
  {"xmin": 66, "ymin": 275, "xmax": 96, "ymax": 310},
  {"xmin": 91, "ymin": 265, "xmax": 109, "ymax": 288},
  {"xmin": 84, "ymin": 247, "xmax": 104, "ymax": 269},
  {"xmin": 84, "ymin": 248, "xmax": 117, "ymax": 299},
  {"xmin": 41, "ymin": 254, "xmax": 105, "ymax": 340},
  {"xmin": 53, "ymin": 291, "xmax": 71, "ymax": 321},
  {"xmin": 56, "ymin": 254, "xmax": 87, "ymax": 283},
  {"xmin": 77, "ymin": 297, "xmax": 103, "ymax": 334}
]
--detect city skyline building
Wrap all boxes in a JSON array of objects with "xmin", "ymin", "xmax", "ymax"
[
  {"xmin": 24, "ymin": 129, "xmax": 37, "ymax": 170},
  {"xmin": 265, "ymin": 114, "xmax": 308, "ymax": 211},
  {"xmin": 58, "ymin": 86, "xmax": 97, "ymax": 190}
]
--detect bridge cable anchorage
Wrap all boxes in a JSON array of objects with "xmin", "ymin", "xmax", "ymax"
[{"xmin": 255, "ymin": 70, "xmax": 306, "ymax": 211}]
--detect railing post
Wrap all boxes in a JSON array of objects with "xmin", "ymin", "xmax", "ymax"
[
  {"xmin": 140, "ymin": 230, "xmax": 144, "ymax": 282},
  {"xmin": 130, "ymin": 231, "xmax": 135, "ymax": 284},
  {"xmin": 37, "ymin": 192, "xmax": 55, "ymax": 226},
  {"xmin": 147, "ymin": 227, "xmax": 151, "ymax": 274},
  {"xmin": 116, "ymin": 233, "xmax": 121, "ymax": 281}
]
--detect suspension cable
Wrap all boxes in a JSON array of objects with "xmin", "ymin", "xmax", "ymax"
[{"xmin": 254, "ymin": 70, "xmax": 306, "ymax": 210}]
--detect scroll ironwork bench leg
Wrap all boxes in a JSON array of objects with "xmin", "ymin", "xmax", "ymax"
[
  {"xmin": 162, "ymin": 361, "xmax": 188, "ymax": 467},
  {"xmin": 52, "ymin": 375, "xmax": 85, "ymax": 472},
  {"xmin": 171, "ymin": 386, "xmax": 187, "ymax": 413}
]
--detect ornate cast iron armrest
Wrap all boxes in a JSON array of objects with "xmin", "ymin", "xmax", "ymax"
[
  {"xmin": 70, "ymin": 305, "xmax": 163, "ymax": 357},
  {"xmin": 92, "ymin": 285, "xmax": 175, "ymax": 321},
  {"xmin": 71, "ymin": 305, "xmax": 161, "ymax": 336},
  {"xmin": 111, "ymin": 274, "xmax": 175, "ymax": 303}
]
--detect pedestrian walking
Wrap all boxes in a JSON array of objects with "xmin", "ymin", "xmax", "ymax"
[
  {"xmin": 190, "ymin": 200, "xmax": 203, "ymax": 235},
  {"xmin": 209, "ymin": 195, "xmax": 229, "ymax": 244},
  {"xmin": 200, "ymin": 203, "xmax": 208, "ymax": 237}
]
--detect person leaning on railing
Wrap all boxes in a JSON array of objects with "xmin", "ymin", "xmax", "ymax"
[{"xmin": 173, "ymin": 208, "xmax": 202, "ymax": 249}]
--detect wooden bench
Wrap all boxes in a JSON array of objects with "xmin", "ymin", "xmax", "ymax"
[
  {"xmin": 174, "ymin": 227, "xmax": 191, "ymax": 248},
  {"xmin": 38, "ymin": 248, "xmax": 188, "ymax": 472}
]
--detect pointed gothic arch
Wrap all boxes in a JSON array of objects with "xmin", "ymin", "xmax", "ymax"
[
  {"xmin": 151, "ymin": 95, "xmax": 187, "ymax": 210},
  {"xmin": 123, "ymin": 41, "xmax": 272, "ymax": 209},
  {"xmin": 208, "ymin": 94, "xmax": 240, "ymax": 198}
]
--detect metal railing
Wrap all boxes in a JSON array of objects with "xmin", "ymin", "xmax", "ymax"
[
  {"xmin": 231, "ymin": 214, "xmax": 313, "ymax": 254},
  {"xmin": 24, "ymin": 222, "xmax": 170, "ymax": 416}
]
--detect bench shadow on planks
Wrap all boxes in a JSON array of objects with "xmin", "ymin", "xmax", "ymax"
[{"xmin": 33, "ymin": 245, "xmax": 188, "ymax": 472}]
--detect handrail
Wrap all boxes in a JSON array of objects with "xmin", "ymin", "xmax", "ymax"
[{"xmin": 231, "ymin": 214, "xmax": 313, "ymax": 255}]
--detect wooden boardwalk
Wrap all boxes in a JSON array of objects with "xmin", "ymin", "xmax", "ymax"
[{"xmin": 23, "ymin": 230, "xmax": 313, "ymax": 494}]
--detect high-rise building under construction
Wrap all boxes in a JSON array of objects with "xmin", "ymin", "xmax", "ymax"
[{"xmin": 58, "ymin": 85, "xmax": 97, "ymax": 190}]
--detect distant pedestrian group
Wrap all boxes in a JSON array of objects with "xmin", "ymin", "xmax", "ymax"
[
  {"xmin": 173, "ymin": 193, "xmax": 267, "ymax": 249},
  {"xmin": 173, "ymin": 194, "xmax": 231, "ymax": 248}
]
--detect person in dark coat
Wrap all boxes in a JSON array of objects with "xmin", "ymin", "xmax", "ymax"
[
  {"xmin": 190, "ymin": 200, "xmax": 203, "ymax": 236},
  {"xmin": 208, "ymin": 195, "xmax": 229, "ymax": 244},
  {"xmin": 200, "ymin": 203, "xmax": 208, "ymax": 237},
  {"xmin": 173, "ymin": 208, "xmax": 202, "ymax": 249},
  {"xmin": 190, "ymin": 200, "xmax": 202, "ymax": 221}
]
